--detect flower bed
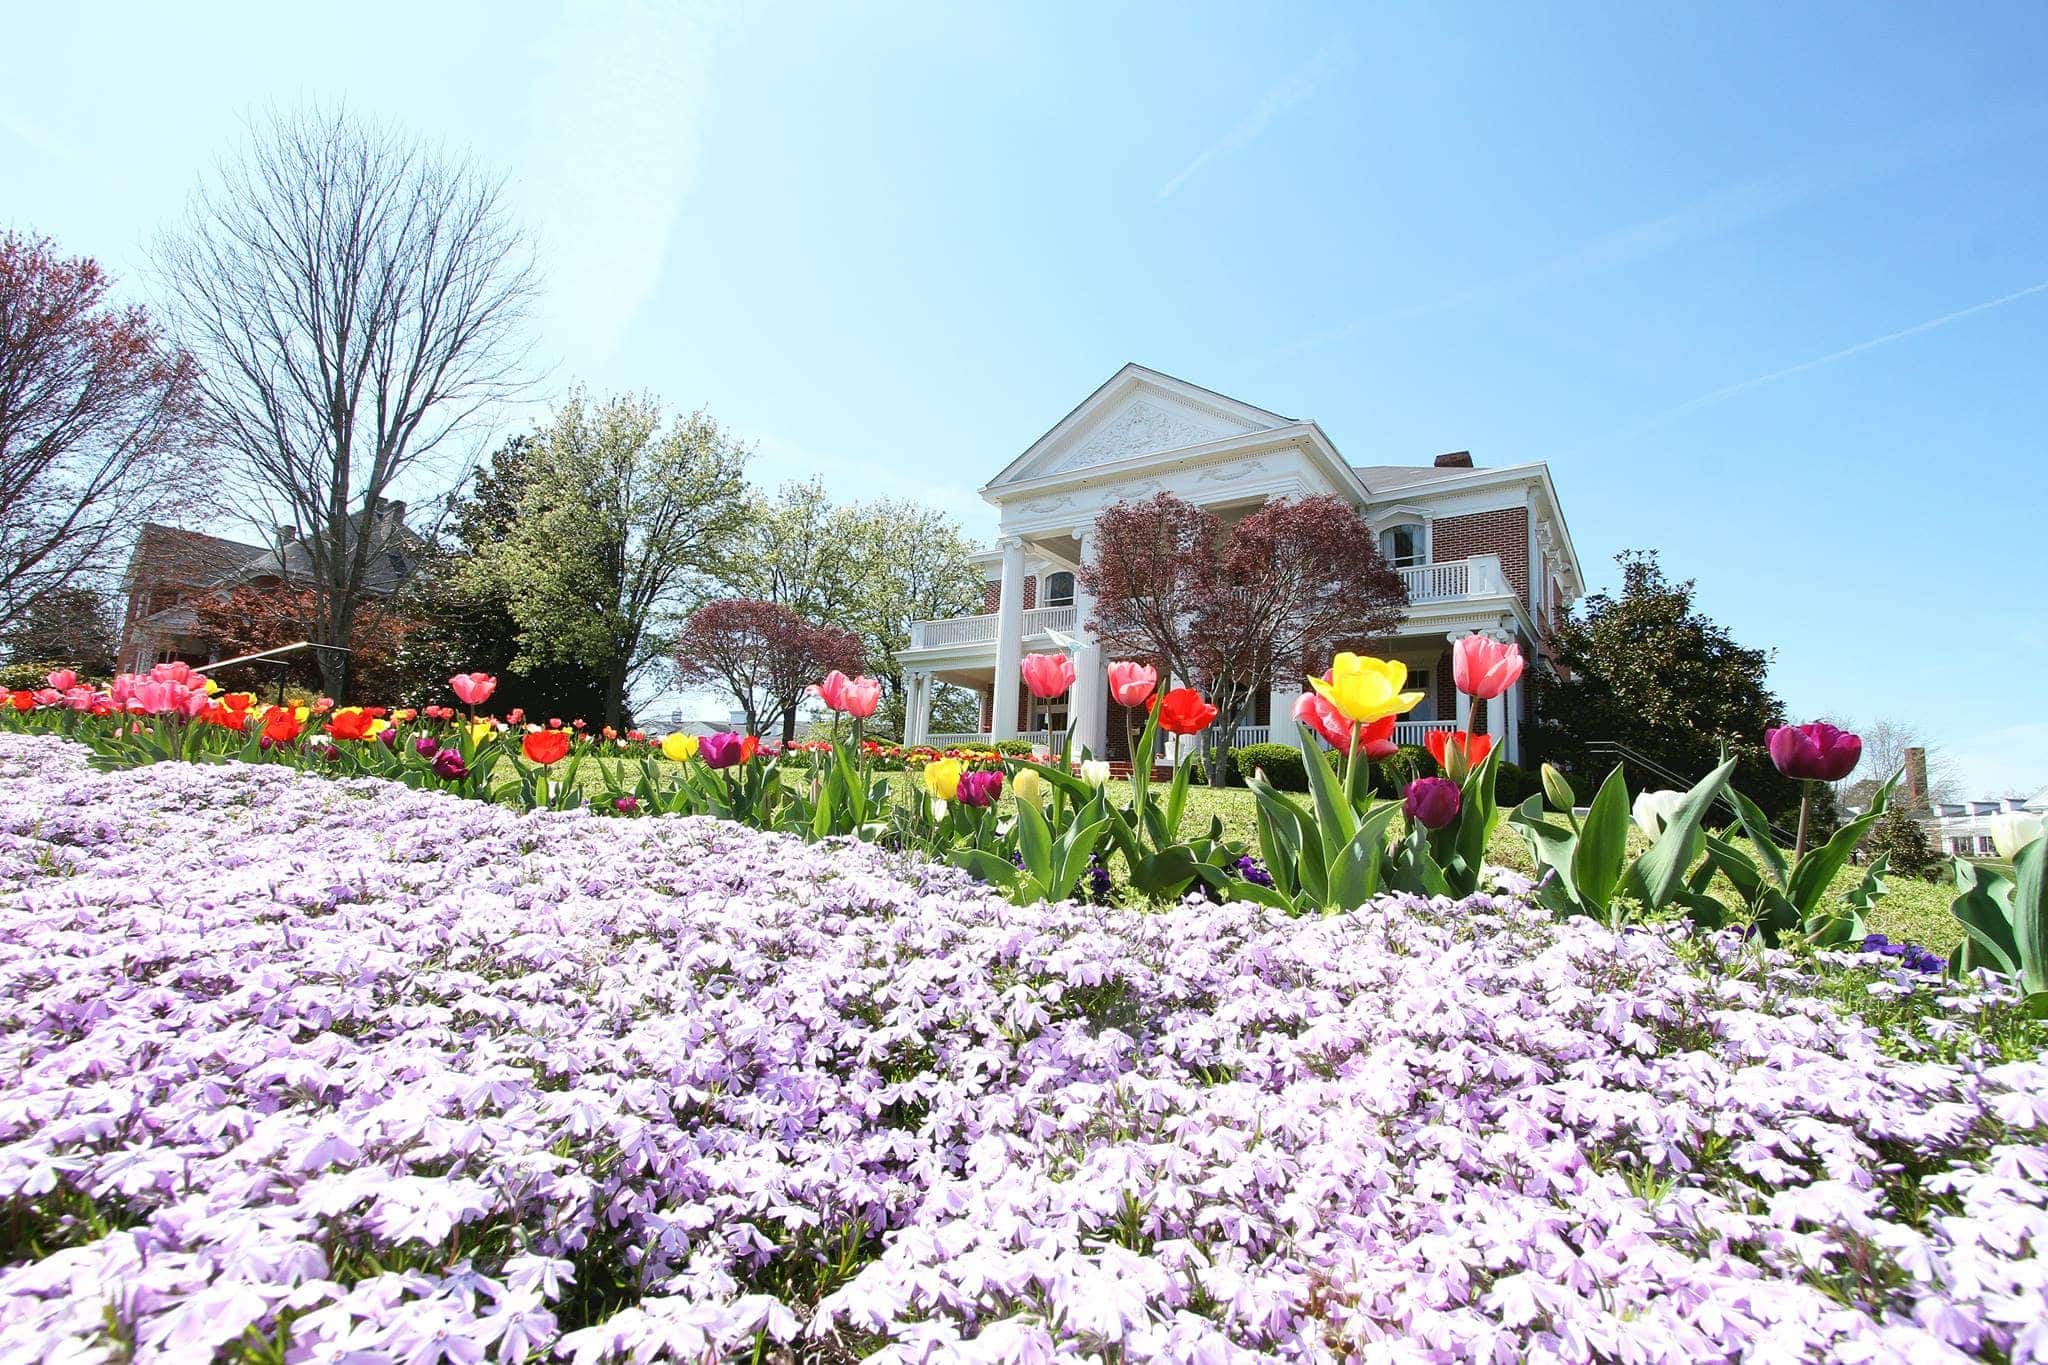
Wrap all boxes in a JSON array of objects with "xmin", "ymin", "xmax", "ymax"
[{"xmin": 1, "ymin": 733, "xmax": 2044, "ymax": 1362}]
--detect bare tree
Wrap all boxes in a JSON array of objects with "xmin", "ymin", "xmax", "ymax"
[
  {"xmin": 1839, "ymin": 718, "xmax": 1958, "ymax": 811},
  {"xmin": 154, "ymin": 105, "xmax": 535, "ymax": 699},
  {"xmin": 0, "ymin": 232, "xmax": 203, "ymax": 635}
]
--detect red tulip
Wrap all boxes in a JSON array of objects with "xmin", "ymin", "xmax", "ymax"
[
  {"xmin": 1151, "ymin": 687, "xmax": 1218, "ymax": 735},
  {"xmin": 1020, "ymin": 652, "xmax": 1076, "ymax": 700},
  {"xmin": 1767, "ymin": 722, "xmax": 1861, "ymax": 783},
  {"xmin": 522, "ymin": 730, "xmax": 571, "ymax": 765},
  {"xmin": 7, "ymin": 691, "xmax": 33, "ymax": 712},
  {"xmin": 1451, "ymin": 635, "xmax": 1524, "ymax": 700},
  {"xmin": 1106, "ymin": 661, "xmax": 1158, "ymax": 708},
  {"xmin": 1424, "ymin": 729, "xmax": 1492, "ymax": 771}
]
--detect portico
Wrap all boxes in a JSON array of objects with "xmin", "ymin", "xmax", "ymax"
[{"xmin": 897, "ymin": 364, "xmax": 1581, "ymax": 766}]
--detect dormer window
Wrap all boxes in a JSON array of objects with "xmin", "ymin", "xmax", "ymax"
[
  {"xmin": 1380, "ymin": 523, "xmax": 1425, "ymax": 568},
  {"xmin": 1044, "ymin": 571, "xmax": 1075, "ymax": 607}
]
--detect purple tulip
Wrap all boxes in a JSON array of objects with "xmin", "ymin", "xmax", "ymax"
[
  {"xmin": 614, "ymin": 796, "xmax": 640, "ymax": 814},
  {"xmin": 699, "ymin": 733, "xmax": 744, "ymax": 769},
  {"xmin": 955, "ymin": 769, "xmax": 1003, "ymax": 808},
  {"xmin": 1404, "ymin": 776, "xmax": 1462, "ymax": 830},
  {"xmin": 414, "ymin": 733, "xmax": 441, "ymax": 758},
  {"xmin": 1767, "ymin": 722, "xmax": 1861, "ymax": 783},
  {"xmin": 430, "ymin": 748, "xmax": 468, "ymax": 781}
]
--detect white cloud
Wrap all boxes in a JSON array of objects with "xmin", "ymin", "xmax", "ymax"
[
  {"xmin": 1159, "ymin": 39, "xmax": 1348, "ymax": 199},
  {"xmin": 516, "ymin": 2, "xmax": 717, "ymax": 369}
]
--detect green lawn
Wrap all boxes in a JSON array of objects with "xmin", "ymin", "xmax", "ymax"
[{"xmin": 501, "ymin": 757, "xmax": 1961, "ymax": 953}]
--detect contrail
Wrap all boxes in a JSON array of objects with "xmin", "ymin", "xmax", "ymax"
[{"xmin": 1658, "ymin": 279, "xmax": 2048, "ymax": 421}]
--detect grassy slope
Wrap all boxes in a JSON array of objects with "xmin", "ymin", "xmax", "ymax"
[{"xmin": 509, "ymin": 758, "xmax": 1960, "ymax": 954}]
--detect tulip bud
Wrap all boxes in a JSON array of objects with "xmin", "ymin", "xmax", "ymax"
[
  {"xmin": 1079, "ymin": 759, "xmax": 1112, "ymax": 787},
  {"xmin": 1013, "ymin": 768, "xmax": 1047, "ymax": 807},
  {"xmin": 1541, "ymin": 763, "xmax": 1577, "ymax": 813}
]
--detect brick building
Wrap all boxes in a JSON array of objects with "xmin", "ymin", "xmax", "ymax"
[{"xmin": 895, "ymin": 364, "xmax": 1583, "ymax": 764}]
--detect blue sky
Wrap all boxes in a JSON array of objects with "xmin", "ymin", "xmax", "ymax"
[{"xmin": 6, "ymin": 3, "xmax": 2045, "ymax": 791}]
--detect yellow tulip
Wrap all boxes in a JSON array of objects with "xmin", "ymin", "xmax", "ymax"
[
  {"xmin": 469, "ymin": 721, "xmax": 496, "ymax": 747},
  {"xmin": 923, "ymin": 757, "xmax": 963, "ymax": 801},
  {"xmin": 661, "ymin": 732, "xmax": 699, "ymax": 762},
  {"xmin": 1307, "ymin": 652, "xmax": 1426, "ymax": 725},
  {"xmin": 1013, "ymin": 768, "xmax": 1047, "ymax": 806}
]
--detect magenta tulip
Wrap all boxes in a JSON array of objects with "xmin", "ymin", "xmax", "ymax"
[
  {"xmin": 699, "ymin": 732, "xmax": 745, "ymax": 769},
  {"xmin": 955, "ymin": 769, "xmax": 1004, "ymax": 808},
  {"xmin": 1767, "ymin": 722, "xmax": 1861, "ymax": 783},
  {"xmin": 46, "ymin": 669, "xmax": 77, "ymax": 692},
  {"xmin": 1404, "ymin": 776, "xmax": 1462, "ymax": 830}
]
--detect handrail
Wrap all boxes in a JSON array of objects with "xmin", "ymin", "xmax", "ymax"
[{"xmin": 1584, "ymin": 739, "xmax": 1798, "ymax": 847}]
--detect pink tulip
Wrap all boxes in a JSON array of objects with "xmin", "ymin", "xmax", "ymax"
[
  {"xmin": 109, "ymin": 674, "xmax": 138, "ymax": 705},
  {"xmin": 1106, "ymin": 661, "xmax": 1158, "ymax": 708},
  {"xmin": 449, "ymin": 672, "xmax": 497, "ymax": 707},
  {"xmin": 1451, "ymin": 635, "xmax": 1524, "ymax": 700},
  {"xmin": 841, "ymin": 675, "xmax": 882, "ymax": 719},
  {"xmin": 46, "ymin": 669, "xmax": 77, "ymax": 692},
  {"xmin": 810, "ymin": 670, "xmax": 855, "ymax": 712},
  {"xmin": 1020, "ymin": 652, "xmax": 1076, "ymax": 700}
]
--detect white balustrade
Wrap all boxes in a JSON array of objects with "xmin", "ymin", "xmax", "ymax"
[
  {"xmin": 926, "ymin": 731, "xmax": 994, "ymax": 747},
  {"xmin": 1392, "ymin": 719, "xmax": 1457, "ymax": 746},
  {"xmin": 1023, "ymin": 605, "xmax": 1076, "ymax": 637},
  {"xmin": 911, "ymin": 613, "xmax": 999, "ymax": 648},
  {"xmin": 1233, "ymin": 725, "xmax": 1272, "ymax": 747},
  {"xmin": 1399, "ymin": 559, "xmax": 1469, "ymax": 602}
]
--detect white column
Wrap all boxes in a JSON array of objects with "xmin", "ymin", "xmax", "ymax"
[
  {"xmin": 1069, "ymin": 525, "xmax": 1105, "ymax": 759},
  {"xmin": 1270, "ymin": 680, "xmax": 1305, "ymax": 749},
  {"xmin": 906, "ymin": 672, "xmax": 930, "ymax": 746},
  {"xmin": 1485, "ymin": 691, "xmax": 1505, "ymax": 742},
  {"xmin": 1449, "ymin": 631, "xmax": 1474, "ymax": 734},
  {"xmin": 991, "ymin": 537, "xmax": 1025, "ymax": 741},
  {"xmin": 1504, "ymin": 676, "xmax": 1522, "ymax": 765}
]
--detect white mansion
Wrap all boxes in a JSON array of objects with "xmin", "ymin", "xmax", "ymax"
[{"xmin": 898, "ymin": 364, "xmax": 1584, "ymax": 766}]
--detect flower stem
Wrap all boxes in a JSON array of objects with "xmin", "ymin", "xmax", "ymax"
[{"xmin": 1794, "ymin": 782, "xmax": 1812, "ymax": 862}]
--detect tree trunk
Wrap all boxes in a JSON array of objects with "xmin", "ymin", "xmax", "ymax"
[
  {"xmin": 603, "ymin": 656, "xmax": 628, "ymax": 730},
  {"xmin": 781, "ymin": 705, "xmax": 798, "ymax": 744}
]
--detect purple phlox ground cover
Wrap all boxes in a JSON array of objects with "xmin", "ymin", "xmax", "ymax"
[{"xmin": 0, "ymin": 733, "xmax": 2043, "ymax": 1363}]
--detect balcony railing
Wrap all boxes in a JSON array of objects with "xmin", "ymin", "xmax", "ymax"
[
  {"xmin": 909, "ymin": 556, "xmax": 1513, "ymax": 649},
  {"xmin": 1399, "ymin": 554, "xmax": 1509, "ymax": 604},
  {"xmin": 909, "ymin": 603, "xmax": 1079, "ymax": 649},
  {"xmin": 1392, "ymin": 719, "xmax": 1457, "ymax": 746}
]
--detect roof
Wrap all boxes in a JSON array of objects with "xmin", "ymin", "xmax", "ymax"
[
  {"xmin": 123, "ymin": 525, "xmax": 271, "ymax": 591},
  {"xmin": 1350, "ymin": 464, "xmax": 1479, "ymax": 492}
]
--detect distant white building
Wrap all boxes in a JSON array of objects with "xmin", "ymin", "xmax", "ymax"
[{"xmin": 1920, "ymin": 789, "xmax": 2048, "ymax": 857}]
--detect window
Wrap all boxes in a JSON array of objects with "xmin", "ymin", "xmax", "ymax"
[
  {"xmin": 1978, "ymin": 836, "xmax": 1997, "ymax": 857},
  {"xmin": 1952, "ymin": 837, "xmax": 1975, "ymax": 855},
  {"xmin": 1408, "ymin": 669, "xmax": 1433, "ymax": 722},
  {"xmin": 1379, "ymin": 523, "xmax": 1425, "ymax": 568},
  {"xmin": 1044, "ymin": 571, "xmax": 1075, "ymax": 607}
]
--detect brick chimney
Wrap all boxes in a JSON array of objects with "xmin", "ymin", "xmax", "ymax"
[
  {"xmin": 1903, "ymin": 747, "xmax": 1928, "ymax": 810},
  {"xmin": 1434, "ymin": 450, "xmax": 1474, "ymax": 469}
]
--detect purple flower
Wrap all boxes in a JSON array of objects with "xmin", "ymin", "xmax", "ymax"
[
  {"xmin": 699, "ymin": 732, "xmax": 744, "ymax": 769},
  {"xmin": 415, "ymin": 733, "xmax": 441, "ymax": 758},
  {"xmin": 1233, "ymin": 854, "xmax": 1274, "ymax": 888},
  {"xmin": 431, "ymin": 748, "xmax": 468, "ymax": 781},
  {"xmin": 613, "ymin": 796, "xmax": 639, "ymax": 814},
  {"xmin": 1403, "ymin": 776, "xmax": 1461, "ymax": 829},
  {"xmin": 955, "ymin": 769, "xmax": 1003, "ymax": 808},
  {"xmin": 1767, "ymin": 721, "xmax": 1862, "ymax": 782}
]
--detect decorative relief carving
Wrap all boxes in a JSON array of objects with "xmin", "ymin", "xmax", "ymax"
[
  {"xmin": 1022, "ymin": 494, "xmax": 1075, "ymax": 514},
  {"xmin": 1050, "ymin": 399, "xmax": 1221, "ymax": 473},
  {"xmin": 1197, "ymin": 459, "xmax": 1260, "ymax": 484}
]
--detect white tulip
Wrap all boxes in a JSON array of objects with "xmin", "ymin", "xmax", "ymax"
[
  {"xmin": 1989, "ymin": 812, "xmax": 2044, "ymax": 862},
  {"xmin": 1079, "ymin": 759, "xmax": 1112, "ymax": 787},
  {"xmin": 1632, "ymin": 789, "xmax": 1687, "ymax": 841}
]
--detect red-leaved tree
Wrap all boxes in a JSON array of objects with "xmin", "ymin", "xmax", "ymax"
[
  {"xmin": 194, "ymin": 585, "xmax": 417, "ymax": 701},
  {"xmin": 673, "ymin": 598, "xmax": 866, "ymax": 741},
  {"xmin": 0, "ymin": 232, "xmax": 205, "ymax": 636},
  {"xmin": 1084, "ymin": 492, "xmax": 1408, "ymax": 780}
]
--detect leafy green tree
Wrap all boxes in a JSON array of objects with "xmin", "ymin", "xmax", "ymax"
[
  {"xmin": 2, "ymin": 584, "xmax": 117, "ymax": 675},
  {"xmin": 725, "ymin": 481, "xmax": 983, "ymax": 734},
  {"xmin": 473, "ymin": 392, "xmax": 750, "ymax": 727},
  {"xmin": 1530, "ymin": 549, "xmax": 1803, "ymax": 824},
  {"xmin": 393, "ymin": 436, "xmax": 610, "ymax": 719}
]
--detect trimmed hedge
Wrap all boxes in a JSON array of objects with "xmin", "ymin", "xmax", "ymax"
[
  {"xmin": 993, "ymin": 739, "xmax": 1037, "ymax": 757},
  {"xmin": 1232, "ymin": 743, "xmax": 1306, "ymax": 792}
]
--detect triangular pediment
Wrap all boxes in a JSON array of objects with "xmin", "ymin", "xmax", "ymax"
[{"xmin": 988, "ymin": 364, "xmax": 1291, "ymax": 488}]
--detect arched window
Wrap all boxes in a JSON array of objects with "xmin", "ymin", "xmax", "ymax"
[
  {"xmin": 1044, "ymin": 571, "xmax": 1075, "ymax": 607},
  {"xmin": 1379, "ymin": 523, "xmax": 1425, "ymax": 568}
]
